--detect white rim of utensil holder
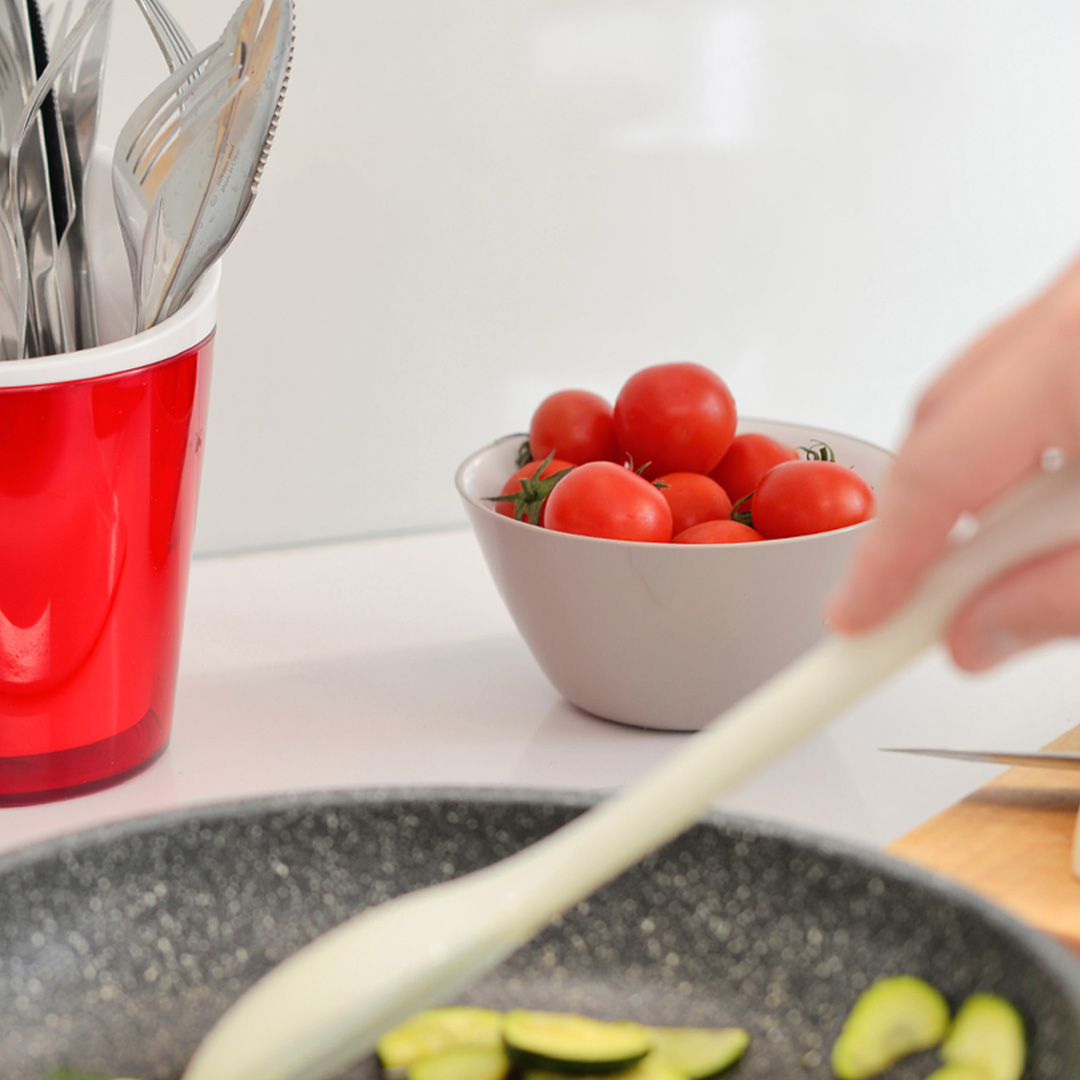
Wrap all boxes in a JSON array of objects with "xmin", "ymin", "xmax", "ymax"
[{"xmin": 0, "ymin": 262, "xmax": 221, "ymax": 389}]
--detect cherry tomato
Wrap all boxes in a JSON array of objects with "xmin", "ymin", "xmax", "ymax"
[
  {"xmin": 613, "ymin": 362, "xmax": 737, "ymax": 478},
  {"xmin": 656, "ymin": 472, "xmax": 733, "ymax": 537},
  {"xmin": 544, "ymin": 462, "xmax": 673, "ymax": 542},
  {"xmin": 529, "ymin": 389, "xmax": 620, "ymax": 465},
  {"xmin": 673, "ymin": 520, "xmax": 764, "ymax": 544},
  {"xmin": 752, "ymin": 460, "xmax": 875, "ymax": 539},
  {"xmin": 491, "ymin": 457, "xmax": 575, "ymax": 525},
  {"xmin": 710, "ymin": 432, "xmax": 798, "ymax": 506}
]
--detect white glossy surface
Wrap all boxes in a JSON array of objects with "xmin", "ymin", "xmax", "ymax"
[
  {"xmin": 0, "ymin": 531, "xmax": 1076, "ymax": 867},
  {"xmin": 457, "ymin": 421, "xmax": 891, "ymax": 729},
  {"xmin": 89, "ymin": 1, "xmax": 1080, "ymax": 554}
]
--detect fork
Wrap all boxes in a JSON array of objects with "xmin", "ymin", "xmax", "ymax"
[
  {"xmin": 112, "ymin": 40, "xmax": 245, "ymax": 331},
  {"xmin": 132, "ymin": 0, "xmax": 266, "ymax": 330},
  {"xmin": 152, "ymin": 0, "xmax": 292, "ymax": 324},
  {"xmin": 133, "ymin": 0, "xmax": 193, "ymax": 71}
]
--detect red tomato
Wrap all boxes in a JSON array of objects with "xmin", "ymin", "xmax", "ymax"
[
  {"xmin": 491, "ymin": 457, "xmax": 575, "ymax": 525},
  {"xmin": 529, "ymin": 389, "xmax": 620, "ymax": 465},
  {"xmin": 544, "ymin": 462, "xmax": 673, "ymax": 542},
  {"xmin": 613, "ymin": 363, "xmax": 737, "ymax": 478},
  {"xmin": 656, "ymin": 473, "xmax": 733, "ymax": 537},
  {"xmin": 673, "ymin": 520, "xmax": 764, "ymax": 544},
  {"xmin": 710, "ymin": 432, "xmax": 798, "ymax": 506},
  {"xmin": 752, "ymin": 461, "xmax": 875, "ymax": 539}
]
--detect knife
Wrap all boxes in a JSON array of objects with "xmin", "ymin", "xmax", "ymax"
[
  {"xmin": 884, "ymin": 747, "xmax": 1080, "ymax": 771},
  {"xmin": 25, "ymin": 0, "xmax": 69, "ymax": 240}
]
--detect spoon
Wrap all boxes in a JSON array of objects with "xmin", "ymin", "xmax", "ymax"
[{"xmin": 184, "ymin": 459, "xmax": 1080, "ymax": 1080}]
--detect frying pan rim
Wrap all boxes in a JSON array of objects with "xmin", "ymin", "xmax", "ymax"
[{"xmin": 1, "ymin": 783, "xmax": 1078, "ymax": 1008}]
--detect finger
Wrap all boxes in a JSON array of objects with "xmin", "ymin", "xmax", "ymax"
[
  {"xmin": 912, "ymin": 259, "xmax": 1080, "ymax": 441},
  {"xmin": 911, "ymin": 250, "xmax": 1080, "ymax": 425},
  {"xmin": 946, "ymin": 543, "xmax": 1080, "ymax": 671},
  {"xmin": 829, "ymin": 323, "xmax": 1080, "ymax": 631},
  {"xmin": 913, "ymin": 307, "xmax": 1029, "ymax": 426}
]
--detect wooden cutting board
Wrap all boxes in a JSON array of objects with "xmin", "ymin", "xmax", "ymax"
[{"xmin": 889, "ymin": 724, "xmax": 1080, "ymax": 958}]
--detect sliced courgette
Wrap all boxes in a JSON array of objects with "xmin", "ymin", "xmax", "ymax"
[
  {"xmin": 377, "ymin": 1007, "xmax": 504, "ymax": 1071},
  {"xmin": 939, "ymin": 993, "xmax": 1026, "ymax": 1080},
  {"xmin": 524, "ymin": 1061, "xmax": 685, "ymax": 1080},
  {"xmin": 42, "ymin": 1072, "xmax": 110, "ymax": 1080},
  {"xmin": 923, "ymin": 1065, "xmax": 994, "ymax": 1080},
  {"xmin": 408, "ymin": 1046, "xmax": 511, "ymax": 1080},
  {"xmin": 503, "ymin": 1010, "xmax": 651, "ymax": 1075},
  {"xmin": 644, "ymin": 1025, "xmax": 750, "ymax": 1078},
  {"xmin": 42, "ymin": 1072, "xmax": 128, "ymax": 1080},
  {"xmin": 831, "ymin": 975, "xmax": 951, "ymax": 1079}
]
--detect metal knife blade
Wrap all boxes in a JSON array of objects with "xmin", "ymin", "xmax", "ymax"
[
  {"xmin": 884, "ymin": 747, "xmax": 1080, "ymax": 771},
  {"xmin": 25, "ymin": 0, "xmax": 69, "ymax": 240}
]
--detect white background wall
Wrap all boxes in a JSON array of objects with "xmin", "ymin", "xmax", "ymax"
[{"xmin": 95, "ymin": 0, "xmax": 1080, "ymax": 555}]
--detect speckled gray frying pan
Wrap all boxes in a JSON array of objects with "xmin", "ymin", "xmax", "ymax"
[{"xmin": 0, "ymin": 789, "xmax": 1077, "ymax": 1080}]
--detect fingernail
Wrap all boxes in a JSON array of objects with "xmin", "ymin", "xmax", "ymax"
[{"xmin": 961, "ymin": 628, "xmax": 1024, "ymax": 671}]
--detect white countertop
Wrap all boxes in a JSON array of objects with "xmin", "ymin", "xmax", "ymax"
[{"xmin": 1, "ymin": 528, "xmax": 1078, "ymax": 858}]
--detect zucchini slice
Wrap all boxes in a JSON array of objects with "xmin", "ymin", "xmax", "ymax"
[
  {"xmin": 42, "ymin": 1073, "xmax": 128, "ymax": 1080},
  {"xmin": 831, "ymin": 975, "xmax": 951, "ymax": 1080},
  {"xmin": 939, "ymin": 993, "xmax": 1026, "ymax": 1080},
  {"xmin": 644, "ymin": 1025, "xmax": 750, "ymax": 1078},
  {"xmin": 408, "ymin": 1046, "xmax": 511, "ymax": 1080},
  {"xmin": 524, "ymin": 1061, "xmax": 685, "ymax": 1080},
  {"xmin": 923, "ymin": 1065, "xmax": 995, "ymax": 1080},
  {"xmin": 377, "ymin": 1007, "xmax": 504, "ymax": 1071},
  {"xmin": 503, "ymin": 1010, "xmax": 651, "ymax": 1075},
  {"xmin": 42, "ymin": 1072, "xmax": 113, "ymax": 1080}
]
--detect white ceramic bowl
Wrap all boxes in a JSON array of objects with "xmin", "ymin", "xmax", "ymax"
[{"xmin": 456, "ymin": 420, "xmax": 893, "ymax": 731}]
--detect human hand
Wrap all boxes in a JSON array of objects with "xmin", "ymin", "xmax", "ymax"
[{"xmin": 827, "ymin": 254, "xmax": 1080, "ymax": 670}]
